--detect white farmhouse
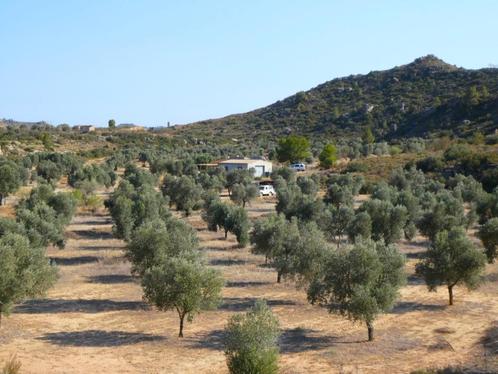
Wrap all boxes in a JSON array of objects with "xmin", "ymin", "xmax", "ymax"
[{"xmin": 218, "ymin": 159, "xmax": 272, "ymax": 178}]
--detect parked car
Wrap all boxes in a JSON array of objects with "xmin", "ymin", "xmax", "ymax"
[
  {"xmin": 259, "ymin": 185, "xmax": 276, "ymax": 196},
  {"xmin": 290, "ymin": 163, "xmax": 306, "ymax": 171}
]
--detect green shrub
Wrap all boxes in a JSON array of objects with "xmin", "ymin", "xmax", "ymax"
[
  {"xmin": 345, "ymin": 162, "xmax": 368, "ymax": 173},
  {"xmin": 224, "ymin": 300, "xmax": 280, "ymax": 374}
]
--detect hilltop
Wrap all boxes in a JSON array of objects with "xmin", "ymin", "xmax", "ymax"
[{"xmin": 178, "ymin": 55, "xmax": 498, "ymax": 141}]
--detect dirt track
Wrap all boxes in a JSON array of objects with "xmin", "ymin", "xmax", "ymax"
[{"xmin": 1, "ymin": 195, "xmax": 498, "ymax": 373}]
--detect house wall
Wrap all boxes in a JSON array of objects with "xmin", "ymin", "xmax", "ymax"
[{"xmin": 220, "ymin": 161, "xmax": 272, "ymax": 177}]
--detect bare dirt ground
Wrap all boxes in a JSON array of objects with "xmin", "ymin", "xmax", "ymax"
[{"xmin": 1, "ymin": 194, "xmax": 498, "ymax": 373}]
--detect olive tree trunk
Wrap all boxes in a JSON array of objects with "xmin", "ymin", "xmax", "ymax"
[
  {"xmin": 367, "ymin": 321, "xmax": 374, "ymax": 341},
  {"xmin": 178, "ymin": 311, "xmax": 186, "ymax": 338}
]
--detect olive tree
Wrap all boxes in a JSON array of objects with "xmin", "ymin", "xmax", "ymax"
[
  {"xmin": 252, "ymin": 215, "xmax": 299, "ymax": 283},
  {"xmin": 225, "ymin": 169, "xmax": 254, "ymax": 196},
  {"xmin": 126, "ymin": 218, "xmax": 198, "ymax": 276},
  {"xmin": 324, "ymin": 184, "xmax": 354, "ymax": 208},
  {"xmin": 47, "ymin": 192, "xmax": 78, "ymax": 225},
  {"xmin": 224, "ymin": 205, "xmax": 250, "ymax": 247},
  {"xmin": 417, "ymin": 192, "xmax": 465, "ymax": 241},
  {"xmin": 308, "ymin": 239, "xmax": 405, "ymax": 341},
  {"xmin": 479, "ymin": 218, "xmax": 498, "ymax": 263},
  {"xmin": 296, "ymin": 176, "xmax": 319, "ymax": 196},
  {"xmin": 347, "ymin": 211, "xmax": 372, "ymax": 242},
  {"xmin": 204, "ymin": 201, "xmax": 250, "ymax": 246},
  {"xmin": 141, "ymin": 255, "xmax": 224, "ymax": 337},
  {"xmin": 166, "ymin": 176, "xmax": 203, "ymax": 216},
  {"xmin": 224, "ymin": 300, "xmax": 280, "ymax": 374},
  {"xmin": 251, "ymin": 215, "xmax": 329, "ymax": 284},
  {"xmin": 109, "ymin": 195, "xmax": 134, "ymax": 241},
  {"xmin": 203, "ymin": 200, "xmax": 231, "ymax": 234},
  {"xmin": 0, "ymin": 233, "xmax": 58, "ymax": 326},
  {"xmin": 36, "ymin": 160, "xmax": 62, "ymax": 184},
  {"xmin": 359, "ymin": 199, "xmax": 408, "ymax": 244},
  {"xmin": 320, "ymin": 205, "xmax": 354, "ymax": 247},
  {"xmin": 416, "ymin": 227, "xmax": 486, "ymax": 305},
  {"xmin": 176, "ymin": 176, "xmax": 203, "ymax": 216},
  {"xmin": 230, "ymin": 183, "xmax": 259, "ymax": 208},
  {"xmin": 16, "ymin": 203, "xmax": 66, "ymax": 248},
  {"xmin": 0, "ymin": 161, "xmax": 21, "ymax": 205}
]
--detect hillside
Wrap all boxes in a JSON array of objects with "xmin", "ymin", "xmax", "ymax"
[{"xmin": 179, "ymin": 55, "xmax": 498, "ymax": 141}]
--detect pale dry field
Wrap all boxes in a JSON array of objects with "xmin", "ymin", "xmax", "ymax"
[{"xmin": 0, "ymin": 192, "xmax": 497, "ymax": 373}]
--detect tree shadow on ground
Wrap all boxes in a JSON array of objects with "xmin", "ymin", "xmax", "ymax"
[
  {"xmin": 78, "ymin": 245, "xmax": 119, "ymax": 251},
  {"xmin": 15, "ymin": 299, "xmax": 148, "ymax": 313},
  {"xmin": 86, "ymin": 274, "xmax": 135, "ymax": 284},
  {"xmin": 481, "ymin": 321, "xmax": 498, "ymax": 356},
  {"xmin": 391, "ymin": 301, "xmax": 446, "ymax": 314},
  {"xmin": 187, "ymin": 329, "xmax": 225, "ymax": 350},
  {"xmin": 209, "ymin": 258, "xmax": 247, "ymax": 266},
  {"xmin": 279, "ymin": 327, "xmax": 341, "ymax": 353},
  {"xmin": 405, "ymin": 251, "xmax": 425, "ymax": 260},
  {"xmin": 37, "ymin": 330, "xmax": 164, "ymax": 347},
  {"xmin": 71, "ymin": 229, "xmax": 113, "ymax": 240},
  {"xmin": 189, "ymin": 327, "xmax": 346, "ymax": 353},
  {"xmin": 78, "ymin": 219, "xmax": 112, "ymax": 225},
  {"xmin": 406, "ymin": 273, "xmax": 424, "ymax": 285},
  {"xmin": 225, "ymin": 281, "xmax": 272, "ymax": 288},
  {"xmin": 484, "ymin": 272, "xmax": 498, "ymax": 282},
  {"xmin": 219, "ymin": 297, "xmax": 296, "ymax": 312},
  {"xmin": 50, "ymin": 256, "xmax": 100, "ymax": 266}
]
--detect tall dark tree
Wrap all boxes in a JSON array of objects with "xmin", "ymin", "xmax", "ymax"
[{"xmin": 276, "ymin": 135, "xmax": 311, "ymax": 163}]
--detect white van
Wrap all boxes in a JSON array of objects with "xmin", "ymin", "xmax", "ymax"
[
  {"xmin": 290, "ymin": 163, "xmax": 306, "ymax": 171},
  {"xmin": 259, "ymin": 185, "xmax": 276, "ymax": 196}
]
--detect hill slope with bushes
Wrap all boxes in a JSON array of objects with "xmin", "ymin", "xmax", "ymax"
[{"xmin": 180, "ymin": 55, "xmax": 498, "ymax": 141}]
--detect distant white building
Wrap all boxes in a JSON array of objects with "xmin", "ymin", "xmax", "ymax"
[
  {"xmin": 73, "ymin": 125, "xmax": 96, "ymax": 133},
  {"xmin": 218, "ymin": 159, "xmax": 272, "ymax": 178}
]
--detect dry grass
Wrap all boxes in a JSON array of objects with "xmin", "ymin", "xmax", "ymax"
[{"xmin": 0, "ymin": 196, "xmax": 497, "ymax": 373}]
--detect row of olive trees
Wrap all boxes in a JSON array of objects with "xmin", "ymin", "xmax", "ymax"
[
  {"xmin": 106, "ymin": 164, "xmax": 225, "ymax": 338},
  {"xmin": 203, "ymin": 197, "xmax": 251, "ymax": 247},
  {"xmin": 256, "ymin": 165, "xmax": 497, "ymax": 340},
  {"xmin": 0, "ymin": 157, "xmax": 30, "ymax": 205},
  {"xmin": 250, "ymin": 210, "xmax": 405, "ymax": 341},
  {"xmin": 0, "ymin": 183, "xmax": 78, "ymax": 326}
]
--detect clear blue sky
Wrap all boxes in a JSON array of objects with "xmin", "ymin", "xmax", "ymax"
[{"xmin": 1, "ymin": 1, "xmax": 497, "ymax": 126}]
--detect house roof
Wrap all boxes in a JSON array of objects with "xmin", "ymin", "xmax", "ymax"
[{"xmin": 218, "ymin": 159, "xmax": 271, "ymax": 165}]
